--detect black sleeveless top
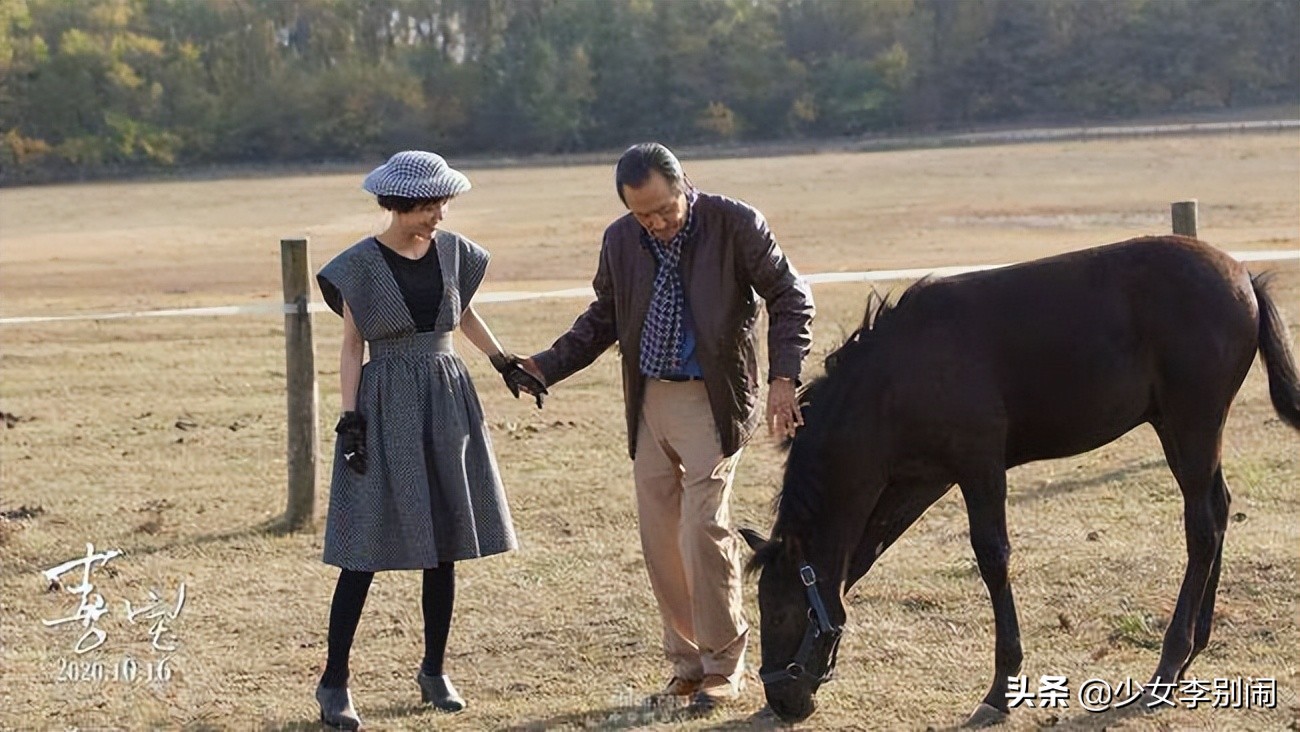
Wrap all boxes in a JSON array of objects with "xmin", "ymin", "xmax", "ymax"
[{"xmin": 377, "ymin": 239, "xmax": 443, "ymax": 332}]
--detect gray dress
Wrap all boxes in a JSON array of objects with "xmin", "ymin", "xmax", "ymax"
[{"xmin": 316, "ymin": 232, "xmax": 518, "ymax": 571}]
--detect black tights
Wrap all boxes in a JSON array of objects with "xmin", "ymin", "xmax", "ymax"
[{"xmin": 320, "ymin": 564, "xmax": 456, "ymax": 688}]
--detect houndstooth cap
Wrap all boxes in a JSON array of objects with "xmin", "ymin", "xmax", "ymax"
[{"xmin": 361, "ymin": 150, "xmax": 471, "ymax": 199}]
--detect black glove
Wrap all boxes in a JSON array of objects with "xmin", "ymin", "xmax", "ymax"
[
  {"xmin": 490, "ymin": 352, "xmax": 548, "ymax": 409},
  {"xmin": 335, "ymin": 411, "xmax": 368, "ymax": 474}
]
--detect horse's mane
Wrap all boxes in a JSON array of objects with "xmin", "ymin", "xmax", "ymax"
[{"xmin": 764, "ymin": 279, "xmax": 932, "ymax": 551}]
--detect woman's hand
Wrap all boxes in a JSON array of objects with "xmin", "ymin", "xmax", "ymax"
[
  {"xmin": 335, "ymin": 411, "xmax": 368, "ymax": 474},
  {"xmin": 491, "ymin": 352, "xmax": 548, "ymax": 408}
]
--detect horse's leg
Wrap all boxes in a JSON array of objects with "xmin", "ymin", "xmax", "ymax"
[
  {"xmin": 1179, "ymin": 467, "xmax": 1231, "ymax": 680},
  {"xmin": 1149, "ymin": 420, "xmax": 1230, "ymax": 691},
  {"xmin": 958, "ymin": 469, "xmax": 1022, "ymax": 727}
]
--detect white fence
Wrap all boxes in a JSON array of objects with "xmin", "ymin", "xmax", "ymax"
[{"xmin": 1, "ymin": 249, "xmax": 1295, "ymax": 326}]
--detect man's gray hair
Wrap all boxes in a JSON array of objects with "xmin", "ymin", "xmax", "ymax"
[{"xmin": 615, "ymin": 143, "xmax": 685, "ymax": 204}]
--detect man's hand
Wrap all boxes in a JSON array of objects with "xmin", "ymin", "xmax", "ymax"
[
  {"xmin": 519, "ymin": 357, "xmax": 546, "ymax": 384},
  {"xmin": 491, "ymin": 352, "xmax": 548, "ymax": 409},
  {"xmin": 335, "ymin": 411, "xmax": 368, "ymax": 474},
  {"xmin": 766, "ymin": 377, "xmax": 803, "ymax": 439}
]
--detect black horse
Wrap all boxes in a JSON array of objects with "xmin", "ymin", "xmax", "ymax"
[{"xmin": 742, "ymin": 236, "xmax": 1300, "ymax": 725}]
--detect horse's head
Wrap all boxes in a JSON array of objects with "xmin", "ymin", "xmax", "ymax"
[
  {"xmin": 742, "ymin": 528, "xmax": 845, "ymax": 723},
  {"xmin": 742, "ymin": 292, "xmax": 909, "ymax": 722}
]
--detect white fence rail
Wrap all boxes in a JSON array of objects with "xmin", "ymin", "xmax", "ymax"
[{"xmin": 2, "ymin": 249, "xmax": 1295, "ymax": 326}]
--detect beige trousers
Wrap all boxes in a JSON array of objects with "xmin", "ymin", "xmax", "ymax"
[{"xmin": 634, "ymin": 379, "xmax": 747, "ymax": 685}]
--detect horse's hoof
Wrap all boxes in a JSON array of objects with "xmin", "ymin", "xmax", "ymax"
[
  {"xmin": 963, "ymin": 702, "xmax": 1008, "ymax": 728},
  {"xmin": 1138, "ymin": 691, "xmax": 1173, "ymax": 714}
]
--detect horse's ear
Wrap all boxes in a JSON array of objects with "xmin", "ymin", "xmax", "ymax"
[{"xmin": 739, "ymin": 527, "xmax": 769, "ymax": 552}]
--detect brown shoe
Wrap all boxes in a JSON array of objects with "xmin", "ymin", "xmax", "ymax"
[
  {"xmin": 648, "ymin": 675, "xmax": 701, "ymax": 706},
  {"xmin": 691, "ymin": 674, "xmax": 741, "ymax": 709},
  {"xmin": 663, "ymin": 676, "xmax": 702, "ymax": 696}
]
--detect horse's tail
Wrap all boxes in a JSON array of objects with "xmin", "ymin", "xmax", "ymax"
[{"xmin": 1253, "ymin": 273, "xmax": 1300, "ymax": 430}]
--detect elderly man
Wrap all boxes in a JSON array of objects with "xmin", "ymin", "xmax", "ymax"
[{"xmin": 523, "ymin": 142, "xmax": 814, "ymax": 708}]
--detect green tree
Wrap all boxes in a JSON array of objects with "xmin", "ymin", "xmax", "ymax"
[
  {"xmin": 475, "ymin": 2, "xmax": 594, "ymax": 152},
  {"xmin": 2, "ymin": 0, "xmax": 1297, "ymax": 183}
]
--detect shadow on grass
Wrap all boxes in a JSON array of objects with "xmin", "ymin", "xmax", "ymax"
[
  {"xmin": 503, "ymin": 703, "xmax": 711, "ymax": 731},
  {"xmin": 126, "ymin": 514, "xmax": 308, "ymax": 559},
  {"xmin": 0, "ymin": 514, "xmax": 309, "ymax": 580},
  {"xmin": 1008, "ymin": 457, "xmax": 1167, "ymax": 507},
  {"xmin": 260, "ymin": 700, "xmax": 432, "ymax": 732},
  {"xmin": 1041, "ymin": 701, "xmax": 1158, "ymax": 731},
  {"xmin": 259, "ymin": 700, "xmax": 787, "ymax": 732},
  {"xmin": 502, "ymin": 702, "xmax": 788, "ymax": 731},
  {"xmin": 918, "ymin": 699, "xmax": 1159, "ymax": 732},
  {"xmin": 699, "ymin": 706, "xmax": 795, "ymax": 730}
]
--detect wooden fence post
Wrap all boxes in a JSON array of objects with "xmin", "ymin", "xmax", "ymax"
[
  {"xmin": 281, "ymin": 238, "xmax": 318, "ymax": 531},
  {"xmin": 1171, "ymin": 200, "xmax": 1198, "ymax": 237}
]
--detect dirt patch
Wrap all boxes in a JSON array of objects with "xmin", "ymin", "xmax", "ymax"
[
  {"xmin": 1, "ymin": 411, "xmax": 35, "ymax": 428},
  {"xmin": 1, "ymin": 505, "xmax": 45, "ymax": 521}
]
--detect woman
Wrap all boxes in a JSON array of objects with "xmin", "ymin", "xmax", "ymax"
[{"xmin": 313, "ymin": 150, "xmax": 545, "ymax": 730}]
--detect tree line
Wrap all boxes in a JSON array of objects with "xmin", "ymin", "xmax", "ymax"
[{"xmin": 2, "ymin": 0, "xmax": 1296, "ymax": 184}]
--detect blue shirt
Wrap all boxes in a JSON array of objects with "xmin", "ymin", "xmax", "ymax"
[{"xmin": 675, "ymin": 299, "xmax": 704, "ymax": 378}]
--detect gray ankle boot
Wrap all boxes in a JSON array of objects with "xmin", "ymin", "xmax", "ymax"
[
  {"xmin": 416, "ymin": 670, "xmax": 466, "ymax": 712},
  {"xmin": 316, "ymin": 682, "xmax": 363, "ymax": 730}
]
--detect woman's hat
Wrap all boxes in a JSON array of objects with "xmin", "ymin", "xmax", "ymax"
[{"xmin": 362, "ymin": 151, "xmax": 471, "ymax": 199}]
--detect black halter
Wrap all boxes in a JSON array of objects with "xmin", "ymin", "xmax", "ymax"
[{"xmin": 760, "ymin": 563, "xmax": 843, "ymax": 687}]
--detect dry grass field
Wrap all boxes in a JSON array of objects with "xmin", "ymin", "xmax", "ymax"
[{"xmin": 1, "ymin": 132, "xmax": 1297, "ymax": 731}]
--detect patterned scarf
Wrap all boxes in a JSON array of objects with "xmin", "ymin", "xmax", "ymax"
[{"xmin": 639, "ymin": 192, "xmax": 697, "ymax": 377}]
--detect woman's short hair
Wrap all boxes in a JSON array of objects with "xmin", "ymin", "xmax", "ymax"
[
  {"xmin": 376, "ymin": 194, "xmax": 448, "ymax": 213},
  {"xmin": 615, "ymin": 143, "xmax": 685, "ymax": 204}
]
